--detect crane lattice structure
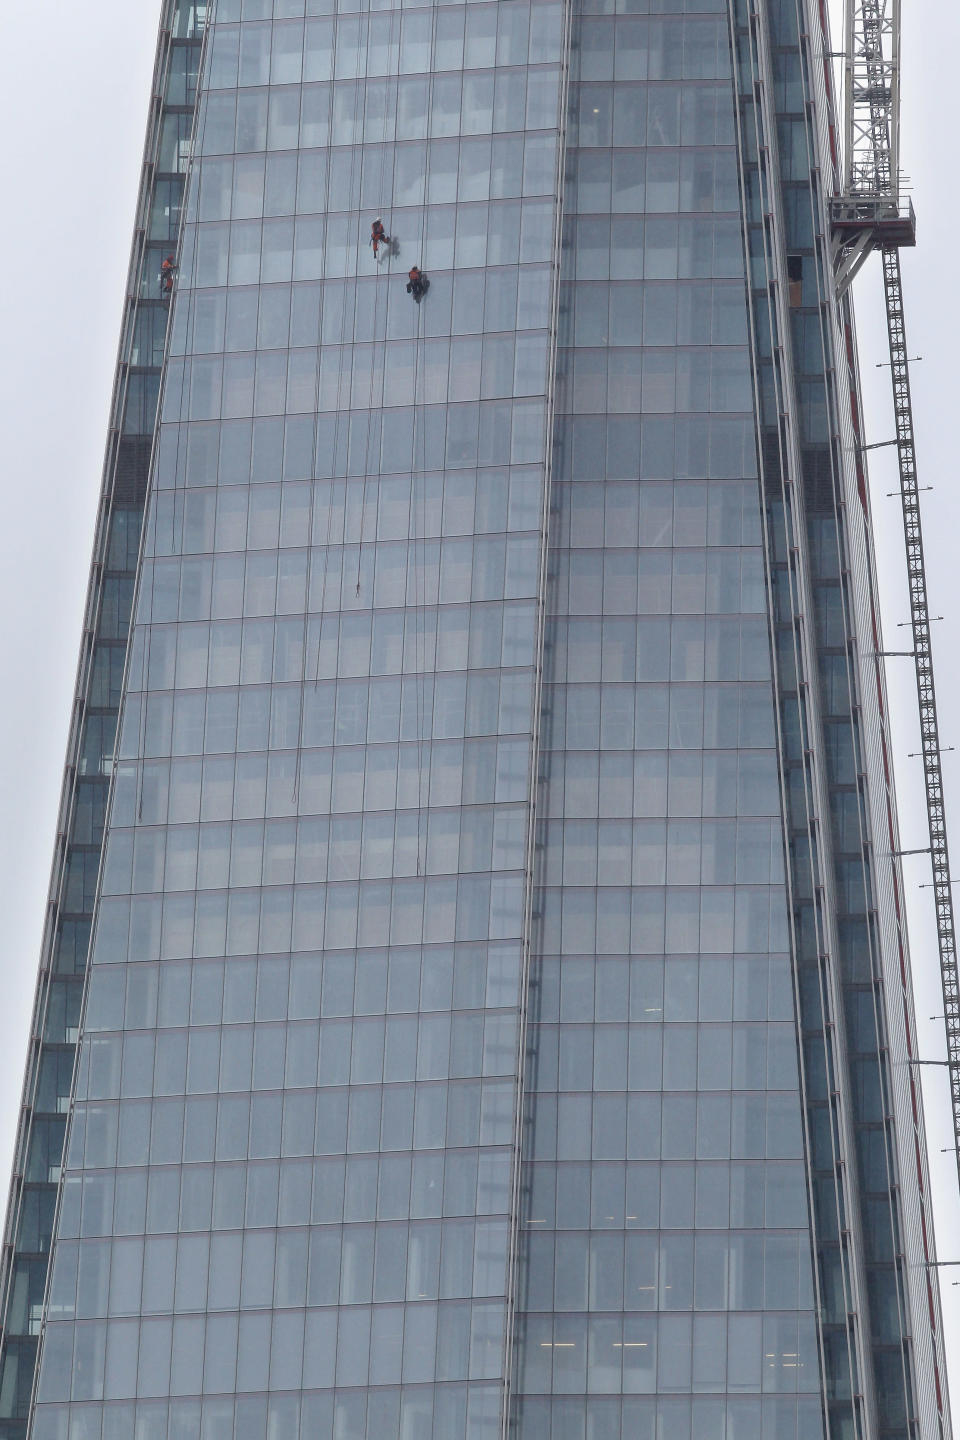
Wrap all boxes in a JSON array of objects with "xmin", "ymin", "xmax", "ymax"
[{"xmin": 830, "ymin": 0, "xmax": 960, "ymax": 1198}]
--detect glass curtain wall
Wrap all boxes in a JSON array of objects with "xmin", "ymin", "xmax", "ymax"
[
  {"xmin": 511, "ymin": 3, "xmax": 826, "ymax": 1439},
  {"xmin": 0, "ymin": 7, "xmax": 206, "ymax": 1434},
  {"xmin": 16, "ymin": 0, "xmax": 953, "ymax": 1437},
  {"xmin": 30, "ymin": 1, "xmax": 564, "ymax": 1436},
  {"xmin": 764, "ymin": 1, "xmax": 921, "ymax": 1429}
]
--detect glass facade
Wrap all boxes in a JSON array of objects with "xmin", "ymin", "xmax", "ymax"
[
  {"xmin": 0, "ymin": 7, "xmax": 209, "ymax": 1434},
  {"xmin": 2, "ymin": 0, "xmax": 953, "ymax": 1437},
  {"xmin": 512, "ymin": 4, "xmax": 826, "ymax": 1438}
]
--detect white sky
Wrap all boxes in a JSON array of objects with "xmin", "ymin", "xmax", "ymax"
[{"xmin": 0, "ymin": 0, "xmax": 957, "ymax": 1416}]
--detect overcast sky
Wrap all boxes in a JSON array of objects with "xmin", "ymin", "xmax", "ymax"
[{"xmin": 0, "ymin": 0, "xmax": 957, "ymax": 1412}]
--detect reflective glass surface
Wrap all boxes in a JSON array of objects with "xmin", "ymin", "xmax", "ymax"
[
  {"xmin": 33, "ymin": 1, "xmax": 562, "ymax": 1434},
  {"xmin": 0, "ymin": 6, "xmax": 206, "ymax": 1434},
  {"xmin": 21, "ymin": 0, "xmax": 949, "ymax": 1437},
  {"xmin": 511, "ymin": 4, "xmax": 824, "ymax": 1438}
]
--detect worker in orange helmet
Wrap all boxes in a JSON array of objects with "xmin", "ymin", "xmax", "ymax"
[
  {"xmin": 370, "ymin": 217, "xmax": 391, "ymax": 259},
  {"xmin": 406, "ymin": 265, "xmax": 429, "ymax": 302}
]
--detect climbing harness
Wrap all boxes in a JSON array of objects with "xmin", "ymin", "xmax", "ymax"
[{"xmin": 406, "ymin": 267, "xmax": 429, "ymax": 302}]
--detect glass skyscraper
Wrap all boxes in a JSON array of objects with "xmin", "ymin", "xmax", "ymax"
[{"xmin": 0, "ymin": 0, "xmax": 953, "ymax": 1437}]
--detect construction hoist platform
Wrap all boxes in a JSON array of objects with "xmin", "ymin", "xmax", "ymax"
[
  {"xmin": 830, "ymin": 0, "xmax": 915, "ymax": 294},
  {"xmin": 830, "ymin": 0, "xmax": 960, "ymax": 1199}
]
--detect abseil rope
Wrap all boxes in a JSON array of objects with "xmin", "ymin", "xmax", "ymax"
[
  {"xmin": 138, "ymin": 22, "xmax": 213, "ymax": 821},
  {"xmin": 406, "ymin": 1, "xmax": 441, "ymax": 877},
  {"xmin": 293, "ymin": 15, "xmax": 369, "ymax": 801},
  {"xmin": 354, "ymin": 1, "xmax": 399, "ymax": 597}
]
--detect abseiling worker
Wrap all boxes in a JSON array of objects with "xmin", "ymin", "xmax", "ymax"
[
  {"xmin": 160, "ymin": 254, "xmax": 177, "ymax": 294},
  {"xmin": 406, "ymin": 266, "xmax": 429, "ymax": 302},
  {"xmin": 370, "ymin": 218, "xmax": 390, "ymax": 258}
]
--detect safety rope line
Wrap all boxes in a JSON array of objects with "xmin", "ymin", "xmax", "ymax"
[
  {"xmin": 137, "ymin": 17, "xmax": 213, "ymax": 822},
  {"xmin": 355, "ymin": 2, "xmax": 398, "ymax": 598},
  {"xmin": 355, "ymin": 271, "xmax": 383, "ymax": 599},
  {"xmin": 411, "ymin": 298, "xmax": 426, "ymax": 875},
  {"xmin": 281, "ymin": 51, "xmax": 317, "ymax": 809},
  {"xmin": 411, "ymin": 2, "xmax": 440, "ymax": 878},
  {"xmin": 286, "ymin": 0, "xmax": 441, "ymax": 876},
  {"xmin": 294, "ymin": 12, "xmax": 369, "ymax": 800},
  {"xmin": 292, "ymin": 80, "xmax": 346, "ymax": 796},
  {"xmin": 308, "ymin": 60, "xmax": 370, "ymax": 693}
]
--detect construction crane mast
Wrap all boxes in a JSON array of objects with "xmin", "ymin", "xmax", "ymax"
[
  {"xmin": 830, "ymin": 1, "xmax": 960, "ymax": 1196},
  {"xmin": 843, "ymin": 0, "xmax": 900, "ymax": 199},
  {"xmin": 831, "ymin": 0, "xmax": 913, "ymax": 292}
]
